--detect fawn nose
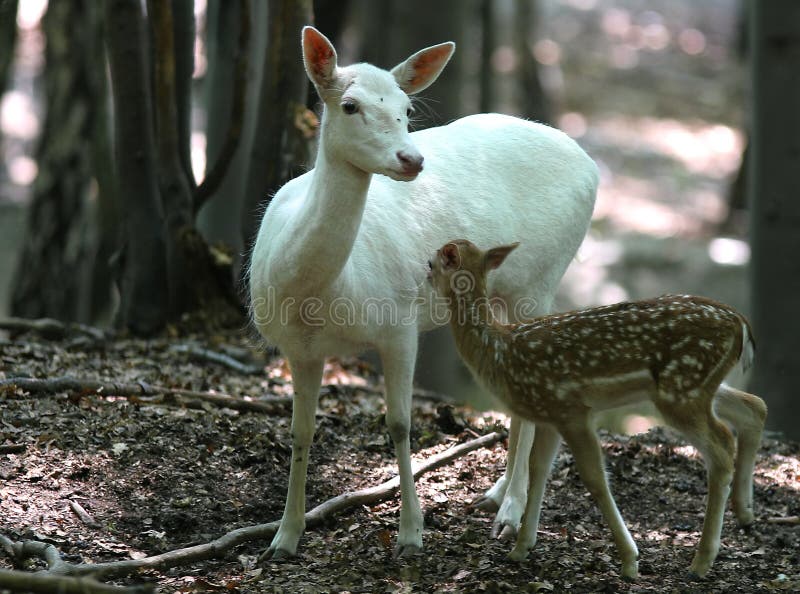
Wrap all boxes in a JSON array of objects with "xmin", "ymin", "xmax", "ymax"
[{"xmin": 397, "ymin": 151, "xmax": 424, "ymax": 174}]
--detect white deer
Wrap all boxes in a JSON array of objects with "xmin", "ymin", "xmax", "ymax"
[
  {"xmin": 248, "ymin": 26, "xmax": 598, "ymax": 558},
  {"xmin": 428, "ymin": 239, "xmax": 767, "ymax": 579}
]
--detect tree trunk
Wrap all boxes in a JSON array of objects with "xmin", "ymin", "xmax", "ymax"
[
  {"xmin": 514, "ymin": 0, "xmax": 551, "ymax": 123},
  {"xmin": 479, "ymin": 0, "xmax": 494, "ymax": 113},
  {"xmin": 171, "ymin": 0, "xmax": 195, "ymax": 191},
  {"xmin": 80, "ymin": 9, "xmax": 119, "ymax": 324},
  {"xmin": 748, "ymin": 0, "xmax": 800, "ymax": 441},
  {"xmin": 240, "ymin": 0, "xmax": 313, "ymax": 261},
  {"xmin": 105, "ymin": 0, "xmax": 169, "ymax": 334},
  {"xmin": 10, "ymin": 0, "xmax": 101, "ymax": 321},
  {"xmin": 382, "ymin": 0, "xmax": 469, "ymax": 128},
  {"xmin": 0, "ymin": 0, "xmax": 17, "ymax": 97},
  {"xmin": 196, "ymin": 0, "xmax": 255, "ymax": 265},
  {"xmin": 148, "ymin": 0, "xmax": 198, "ymax": 315}
]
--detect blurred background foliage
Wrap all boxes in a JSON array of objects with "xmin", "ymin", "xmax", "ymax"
[{"xmin": 0, "ymin": 0, "xmax": 797, "ymax": 438}]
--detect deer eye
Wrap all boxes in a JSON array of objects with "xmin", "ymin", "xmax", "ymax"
[
  {"xmin": 342, "ymin": 101, "xmax": 358, "ymax": 115},
  {"xmin": 406, "ymin": 107, "xmax": 413, "ymax": 117}
]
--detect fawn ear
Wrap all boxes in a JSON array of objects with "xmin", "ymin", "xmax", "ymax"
[
  {"xmin": 440, "ymin": 243, "xmax": 461, "ymax": 269},
  {"xmin": 302, "ymin": 26, "xmax": 338, "ymax": 92},
  {"xmin": 391, "ymin": 42, "xmax": 455, "ymax": 95},
  {"xmin": 485, "ymin": 242, "xmax": 520, "ymax": 271}
]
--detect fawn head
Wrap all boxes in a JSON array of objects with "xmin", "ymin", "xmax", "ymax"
[
  {"xmin": 428, "ymin": 239, "xmax": 520, "ymax": 299},
  {"xmin": 302, "ymin": 26, "xmax": 454, "ymax": 181}
]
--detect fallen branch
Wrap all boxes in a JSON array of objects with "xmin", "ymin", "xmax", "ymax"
[
  {"xmin": 0, "ymin": 569, "xmax": 153, "ymax": 594},
  {"xmin": 1, "ymin": 539, "xmax": 71, "ymax": 573},
  {"xmin": 0, "ymin": 376, "xmax": 291, "ymax": 414},
  {"xmin": 0, "ymin": 317, "xmax": 107, "ymax": 341},
  {"xmin": 43, "ymin": 431, "xmax": 503, "ymax": 580},
  {"xmin": 169, "ymin": 343, "xmax": 263, "ymax": 375},
  {"xmin": 69, "ymin": 500, "xmax": 101, "ymax": 529},
  {"xmin": 0, "ymin": 443, "xmax": 26, "ymax": 455},
  {"xmin": 767, "ymin": 515, "xmax": 800, "ymax": 525}
]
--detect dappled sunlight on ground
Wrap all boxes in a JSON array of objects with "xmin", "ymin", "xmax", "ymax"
[{"xmin": 755, "ymin": 454, "xmax": 800, "ymax": 493}]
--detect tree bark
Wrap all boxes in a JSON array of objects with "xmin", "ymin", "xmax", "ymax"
[
  {"xmin": 148, "ymin": 0, "xmax": 193, "ymax": 232},
  {"xmin": 105, "ymin": 0, "xmax": 169, "ymax": 334},
  {"xmin": 377, "ymin": 0, "xmax": 468, "ymax": 128},
  {"xmin": 82, "ymin": 14, "xmax": 120, "ymax": 324},
  {"xmin": 10, "ymin": 1, "xmax": 101, "ymax": 321},
  {"xmin": 240, "ymin": 0, "xmax": 313, "ymax": 261},
  {"xmin": 514, "ymin": 0, "xmax": 552, "ymax": 123},
  {"xmin": 479, "ymin": 0, "xmax": 495, "ymax": 113},
  {"xmin": 0, "ymin": 0, "xmax": 17, "ymax": 97},
  {"xmin": 748, "ymin": 0, "xmax": 800, "ymax": 441},
  {"xmin": 194, "ymin": 0, "xmax": 250, "ymax": 215},
  {"xmin": 171, "ymin": 0, "xmax": 196, "ymax": 191},
  {"xmin": 197, "ymin": 0, "xmax": 265, "ymax": 271}
]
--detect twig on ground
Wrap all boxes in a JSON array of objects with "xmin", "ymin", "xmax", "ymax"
[
  {"xmin": 0, "ymin": 443, "xmax": 26, "ymax": 455},
  {"xmin": 0, "ymin": 317, "xmax": 107, "ymax": 341},
  {"xmin": 0, "ymin": 376, "xmax": 291, "ymax": 415},
  {"xmin": 69, "ymin": 501, "xmax": 101, "ymax": 529},
  {"xmin": 766, "ymin": 516, "xmax": 799, "ymax": 525},
  {"xmin": 27, "ymin": 431, "xmax": 504, "ymax": 580},
  {"xmin": 169, "ymin": 343, "xmax": 263, "ymax": 375},
  {"xmin": 0, "ymin": 569, "xmax": 153, "ymax": 594}
]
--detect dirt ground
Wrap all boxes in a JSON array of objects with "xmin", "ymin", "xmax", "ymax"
[{"xmin": 1, "ymin": 330, "xmax": 798, "ymax": 593}]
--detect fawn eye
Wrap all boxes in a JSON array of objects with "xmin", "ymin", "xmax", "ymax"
[
  {"xmin": 406, "ymin": 107, "xmax": 413, "ymax": 118},
  {"xmin": 342, "ymin": 101, "xmax": 358, "ymax": 115}
]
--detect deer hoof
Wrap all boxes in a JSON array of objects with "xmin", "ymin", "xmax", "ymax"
[
  {"xmin": 393, "ymin": 543, "xmax": 423, "ymax": 559},
  {"xmin": 491, "ymin": 522, "xmax": 518, "ymax": 540},
  {"xmin": 507, "ymin": 545, "xmax": 529, "ymax": 563},
  {"xmin": 258, "ymin": 546, "xmax": 294, "ymax": 563},
  {"xmin": 620, "ymin": 559, "xmax": 639, "ymax": 581},
  {"xmin": 471, "ymin": 495, "xmax": 500, "ymax": 513}
]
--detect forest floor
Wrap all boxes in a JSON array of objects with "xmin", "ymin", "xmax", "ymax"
[{"xmin": 1, "ymin": 328, "xmax": 798, "ymax": 594}]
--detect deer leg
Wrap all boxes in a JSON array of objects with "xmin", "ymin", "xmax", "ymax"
[
  {"xmin": 475, "ymin": 416, "xmax": 522, "ymax": 513},
  {"xmin": 714, "ymin": 384, "xmax": 766, "ymax": 525},
  {"xmin": 380, "ymin": 336, "xmax": 424, "ymax": 557},
  {"xmin": 490, "ymin": 419, "xmax": 535, "ymax": 538},
  {"xmin": 559, "ymin": 420, "xmax": 639, "ymax": 580},
  {"xmin": 658, "ymin": 398, "xmax": 735, "ymax": 578},
  {"xmin": 264, "ymin": 358, "xmax": 324, "ymax": 559},
  {"xmin": 481, "ymin": 298, "xmax": 536, "ymax": 530},
  {"xmin": 509, "ymin": 423, "xmax": 561, "ymax": 559}
]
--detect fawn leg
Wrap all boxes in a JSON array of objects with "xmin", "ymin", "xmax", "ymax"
[
  {"xmin": 478, "ymin": 298, "xmax": 535, "ymax": 524},
  {"xmin": 474, "ymin": 415, "xmax": 521, "ymax": 512},
  {"xmin": 559, "ymin": 421, "xmax": 639, "ymax": 580},
  {"xmin": 491, "ymin": 419, "xmax": 535, "ymax": 538},
  {"xmin": 714, "ymin": 384, "xmax": 767, "ymax": 525},
  {"xmin": 658, "ymin": 399, "xmax": 735, "ymax": 578},
  {"xmin": 263, "ymin": 357, "xmax": 324, "ymax": 559},
  {"xmin": 509, "ymin": 424, "xmax": 561, "ymax": 559}
]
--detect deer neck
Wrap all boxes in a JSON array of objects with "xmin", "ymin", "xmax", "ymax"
[
  {"xmin": 448, "ymin": 286, "xmax": 509, "ymax": 380},
  {"xmin": 277, "ymin": 121, "xmax": 372, "ymax": 297}
]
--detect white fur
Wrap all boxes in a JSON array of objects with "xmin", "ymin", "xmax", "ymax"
[{"xmin": 248, "ymin": 27, "xmax": 598, "ymax": 557}]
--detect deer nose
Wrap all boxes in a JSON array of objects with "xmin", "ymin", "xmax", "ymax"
[{"xmin": 397, "ymin": 151, "xmax": 424, "ymax": 174}]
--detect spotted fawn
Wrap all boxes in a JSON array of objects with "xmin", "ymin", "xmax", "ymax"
[{"xmin": 428, "ymin": 239, "xmax": 766, "ymax": 579}]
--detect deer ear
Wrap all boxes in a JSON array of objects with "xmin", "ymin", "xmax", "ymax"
[
  {"xmin": 440, "ymin": 242, "xmax": 461, "ymax": 269},
  {"xmin": 485, "ymin": 242, "xmax": 520, "ymax": 271},
  {"xmin": 391, "ymin": 42, "xmax": 455, "ymax": 95},
  {"xmin": 302, "ymin": 26, "xmax": 338, "ymax": 92}
]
